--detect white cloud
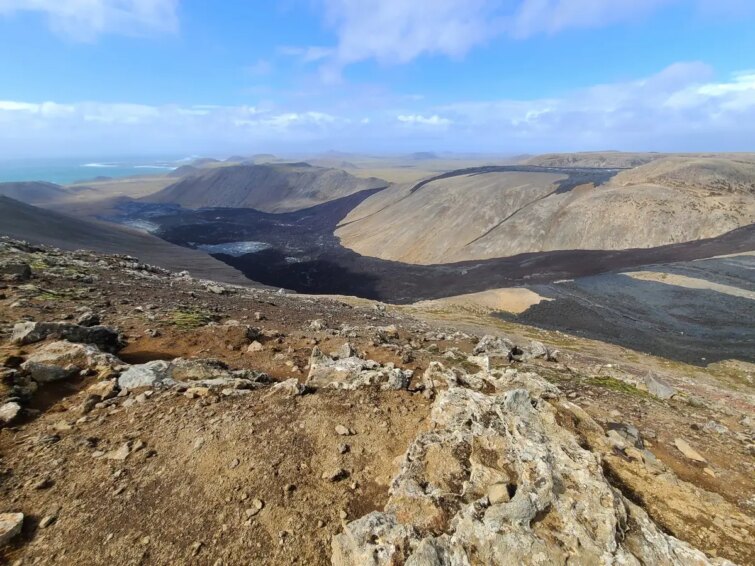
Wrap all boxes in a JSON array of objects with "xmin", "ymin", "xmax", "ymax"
[
  {"xmin": 0, "ymin": 0, "xmax": 179, "ymax": 41},
  {"xmin": 1, "ymin": 64, "xmax": 754, "ymax": 155},
  {"xmin": 397, "ymin": 114, "xmax": 452, "ymax": 126},
  {"xmin": 307, "ymin": 0, "xmax": 752, "ymax": 70}
]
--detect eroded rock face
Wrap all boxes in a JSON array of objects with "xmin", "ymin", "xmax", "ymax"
[
  {"xmin": 11, "ymin": 321, "xmax": 124, "ymax": 352},
  {"xmin": 332, "ymin": 370, "xmax": 731, "ymax": 566},
  {"xmin": 307, "ymin": 347, "xmax": 412, "ymax": 390}
]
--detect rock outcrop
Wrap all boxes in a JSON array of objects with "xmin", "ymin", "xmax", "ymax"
[
  {"xmin": 307, "ymin": 347, "xmax": 412, "ymax": 390},
  {"xmin": 332, "ymin": 367, "xmax": 734, "ymax": 565},
  {"xmin": 118, "ymin": 358, "xmax": 271, "ymax": 391}
]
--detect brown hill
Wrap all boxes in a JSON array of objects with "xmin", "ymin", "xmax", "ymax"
[
  {"xmin": 0, "ymin": 196, "xmax": 250, "ymax": 285},
  {"xmin": 336, "ymin": 159, "xmax": 755, "ymax": 264},
  {"xmin": 144, "ymin": 163, "xmax": 388, "ymax": 213}
]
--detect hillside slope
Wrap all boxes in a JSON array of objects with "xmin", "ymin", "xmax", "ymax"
[
  {"xmin": 0, "ymin": 240, "xmax": 752, "ymax": 564},
  {"xmin": 0, "ymin": 181, "xmax": 89, "ymax": 205},
  {"xmin": 337, "ymin": 159, "xmax": 755, "ymax": 264},
  {"xmin": 144, "ymin": 163, "xmax": 388, "ymax": 213},
  {"xmin": 0, "ymin": 196, "xmax": 250, "ymax": 285}
]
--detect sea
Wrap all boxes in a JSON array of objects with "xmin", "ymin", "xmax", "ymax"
[{"xmin": 0, "ymin": 156, "xmax": 191, "ymax": 185}]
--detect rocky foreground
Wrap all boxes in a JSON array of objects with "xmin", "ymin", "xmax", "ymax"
[{"xmin": 0, "ymin": 238, "xmax": 753, "ymax": 565}]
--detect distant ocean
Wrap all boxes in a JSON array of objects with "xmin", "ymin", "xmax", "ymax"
[{"xmin": 0, "ymin": 156, "xmax": 188, "ymax": 185}]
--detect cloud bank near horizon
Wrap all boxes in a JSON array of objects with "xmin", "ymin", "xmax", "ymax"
[{"xmin": 0, "ymin": 63, "xmax": 753, "ymax": 157}]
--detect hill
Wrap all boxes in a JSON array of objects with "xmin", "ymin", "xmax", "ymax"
[
  {"xmin": 0, "ymin": 181, "xmax": 78, "ymax": 205},
  {"xmin": 144, "ymin": 163, "xmax": 388, "ymax": 213},
  {"xmin": 0, "ymin": 196, "xmax": 250, "ymax": 285},
  {"xmin": 336, "ymin": 160, "xmax": 755, "ymax": 264}
]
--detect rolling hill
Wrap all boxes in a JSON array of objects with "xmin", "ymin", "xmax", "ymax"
[
  {"xmin": 336, "ymin": 157, "xmax": 755, "ymax": 264},
  {"xmin": 144, "ymin": 162, "xmax": 388, "ymax": 212},
  {"xmin": 0, "ymin": 196, "xmax": 251, "ymax": 285}
]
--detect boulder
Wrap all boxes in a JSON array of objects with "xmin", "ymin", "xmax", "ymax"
[
  {"xmin": 0, "ymin": 513, "xmax": 23, "ymax": 546},
  {"xmin": 11, "ymin": 321, "xmax": 124, "ymax": 352},
  {"xmin": 118, "ymin": 361, "xmax": 172, "ymax": 389},
  {"xmin": 21, "ymin": 341, "xmax": 121, "ymax": 383},
  {"xmin": 307, "ymin": 347, "xmax": 411, "ymax": 390},
  {"xmin": 473, "ymin": 334, "xmax": 515, "ymax": 356},
  {"xmin": 0, "ymin": 261, "xmax": 31, "ymax": 281},
  {"xmin": 645, "ymin": 373, "xmax": 676, "ymax": 400}
]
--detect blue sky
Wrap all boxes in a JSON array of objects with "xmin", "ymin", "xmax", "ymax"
[{"xmin": 0, "ymin": 0, "xmax": 754, "ymax": 157}]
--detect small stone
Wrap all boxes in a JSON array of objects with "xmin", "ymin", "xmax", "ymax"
[
  {"xmin": 322, "ymin": 468, "xmax": 349, "ymax": 482},
  {"xmin": 703, "ymin": 467, "xmax": 717, "ymax": 478},
  {"xmin": 190, "ymin": 541, "xmax": 203, "ymax": 556},
  {"xmin": 33, "ymin": 477, "xmax": 53, "ymax": 490},
  {"xmin": 229, "ymin": 458, "xmax": 240, "ymax": 469},
  {"xmin": 105, "ymin": 442, "xmax": 131, "ymax": 461},
  {"xmin": 335, "ymin": 425, "xmax": 350, "ymax": 436},
  {"xmin": 247, "ymin": 341, "xmax": 263, "ymax": 353},
  {"xmin": 674, "ymin": 438, "xmax": 707, "ymax": 463},
  {"xmin": 487, "ymin": 483, "xmax": 512, "ymax": 504},
  {"xmin": 317, "ymin": 520, "xmax": 325, "ymax": 528},
  {"xmin": 39, "ymin": 515, "xmax": 57, "ymax": 529},
  {"xmin": 339, "ymin": 510, "xmax": 348, "ymax": 520},
  {"xmin": 140, "ymin": 536, "xmax": 151, "ymax": 545},
  {"xmin": 0, "ymin": 402, "xmax": 21, "ymax": 426},
  {"xmin": 338, "ymin": 443, "xmax": 350, "ymax": 454}
]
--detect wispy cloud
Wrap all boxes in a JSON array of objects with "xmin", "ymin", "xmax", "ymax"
[
  {"xmin": 1, "ymin": 64, "xmax": 754, "ymax": 155},
  {"xmin": 294, "ymin": 0, "xmax": 752, "ymax": 72},
  {"xmin": 0, "ymin": 0, "xmax": 180, "ymax": 41},
  {"xmin": 397, "ymin": 114, "xmax": 452, "ymax": 127}
]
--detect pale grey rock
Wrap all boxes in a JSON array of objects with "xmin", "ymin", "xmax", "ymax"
[
  {"xmin": 473, "ymin": 334, "xmax": 515, "ymax": 356},
  {"xmin": 118, "ymin": 361, "xmax": 172, "ymax": 389},
  {"xmin": 307, "ymin": 347, "xmax": 411, "ymax": 390},
  {"xmin": 0, "ymin": 513, "xmax": 24, "ymax": 546},
  {"xmin": 332, "ymin": 368, "xmax": 729, "ymax": 566},
  {"xmin": 21, "ymin": 341, "xmax": 120, "ymax": 383},
  {"xmin": 0, "ymin": 401, "xmax": 21, "ymax": 425},
  {"xmin": 645, "ymin": 373, "xmax": 676, "ymax": 400}
]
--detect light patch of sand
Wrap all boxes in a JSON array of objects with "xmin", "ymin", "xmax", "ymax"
[
  {"xmin": 626, "ymin": 271, "xmax": 755, "ymax": 301},
  {"xmin": 413, "ymin": 287, "xmax": 550, "ymax": 313}
]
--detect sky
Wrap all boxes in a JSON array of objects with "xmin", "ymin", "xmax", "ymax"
[{"xmin": 0, "ymin": 0, "xmax": 754, "ymax": 158}]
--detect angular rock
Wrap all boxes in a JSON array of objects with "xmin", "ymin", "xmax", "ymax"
[
  {"xmin": 118, "ymin": 361, "xmax": 172, "ymax": 389},
  {"xmin": 473, "ymin": 334, "xmax": 515, "ymax": 356},
  {"xmin": 0, "ymin": 512, "xmax": 23, "ymax": 546},
  {"xmin": 21, "ymin": 341, "xmax": 121, "ymax": 383},
  {"xmin": 76, "ymin": 311, "xmax": 101, "ymax": 327},
  {"xmin": 0, "ymin": 401, "xmax": 21, "ymax": 425},
  {"xmin": 86, "ymin": 379, "xmax": 118, "ymax": 400},
  {"xmin": 247, "ymin": 341, "xmax": 263, "ymax": 353},
  {"xmin": 645, "ymin": 373, "xmax": 677, "ymax": 400},
  {"xmin": 11, "ymin": 321, "xmax": 124, "ymax": 352},
  {"xmin": 307, "ymin": 347, "xmax": 411, "ymax": 391},
  {"xmin": 674, "ymin": 438, "xmax": 707, "ymax": 463}
]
